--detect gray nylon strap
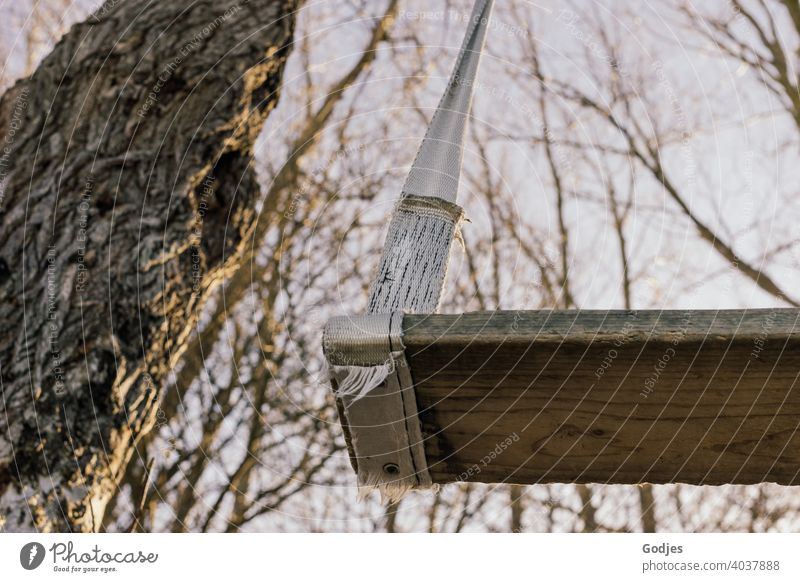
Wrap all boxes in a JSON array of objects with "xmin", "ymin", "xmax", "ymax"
[
  {"xmin": 402, "ymin": 0, "xmax": 493, "ymax": 203},
  {"xmin": 324, "ymin": 312, "xmax": 404, "ymax": 366},
  {"xmin": 366, "ymin": 1, "xmax": 492, "ymax": 315},
  {"xmin": 366, "ymin": 195, "xmax": 464, "ymax": 314},
  {"xmin": 324, "ymin": 0, "xmax": 493, "ymax": 499},
  {"xmin": 325, "ymin": 313, "xmax": 430, "ymax": 498}
]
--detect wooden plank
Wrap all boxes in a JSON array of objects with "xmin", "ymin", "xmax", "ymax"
[{"xmin": 402, "ymin": 310, "xmax": 800, "ymax": 485}]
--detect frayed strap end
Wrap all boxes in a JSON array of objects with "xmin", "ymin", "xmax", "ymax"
[
  {"xmin": 323, "ymin": 313, "xmax": 432, "ymax": 499},
  {"xmin": 328, "ymin": 360, "xmax": 394, "ymax": 404}
]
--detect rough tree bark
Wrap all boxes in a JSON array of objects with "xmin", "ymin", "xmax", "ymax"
[{"xmin": 0, "ymin": 0, "xmax": 298, "ymax": 532}]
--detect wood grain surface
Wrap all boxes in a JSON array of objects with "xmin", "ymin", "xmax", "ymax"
[{"xmin": 403, "ymin": 310, "xmax": 800, "ymax": 485}]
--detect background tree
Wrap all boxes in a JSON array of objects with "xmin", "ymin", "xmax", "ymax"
[{"xmin": 0, "ymin": 0, "xmax": 298, "ymax": 532}]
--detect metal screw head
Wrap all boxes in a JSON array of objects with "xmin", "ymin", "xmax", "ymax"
[{"xmin": 383, "ymin": 463, "xmax": 400, "ymax": 475}]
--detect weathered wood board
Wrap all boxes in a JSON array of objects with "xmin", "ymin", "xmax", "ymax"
[{"xmin": 403, "ymin": 310, "xmax": 800, "ymax": 485}]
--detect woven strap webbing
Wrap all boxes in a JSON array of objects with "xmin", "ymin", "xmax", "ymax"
[{"xmin": 324, "ymin": 0, "xmax": 494, "ymax": 500}]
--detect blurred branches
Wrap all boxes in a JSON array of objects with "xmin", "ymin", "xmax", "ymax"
[{"xmin": 110, "ymin": 0, "xmax": 800, "ymax": 533}]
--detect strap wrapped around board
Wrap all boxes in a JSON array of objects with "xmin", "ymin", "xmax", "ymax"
[{"xmin": 323, "ymin": 0, "xmax": 494, "ymax": 499}]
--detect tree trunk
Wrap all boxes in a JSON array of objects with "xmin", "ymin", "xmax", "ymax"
[{"xmin": 0, "ymin": 0, "xmax": 297, "ymax": 532}]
